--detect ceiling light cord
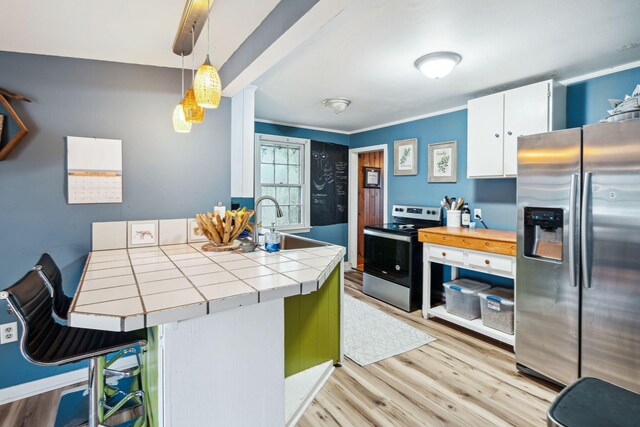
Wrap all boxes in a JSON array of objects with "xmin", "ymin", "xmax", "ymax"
[
  {"xmin": 191, "ymin": 26, "xmax": 196, "ymax": 83},
  {"xmin": 207, "ymin": 0, "xmax": 211, "ymax": 57},
  {"xmin": 181, "ymin": 53, "xmax": 185, "ymax": 95}
]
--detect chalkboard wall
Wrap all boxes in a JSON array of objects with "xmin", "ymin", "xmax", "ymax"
[{"xmin": 310, "ymin": 141, "xmax": 348, "ymax": 225}]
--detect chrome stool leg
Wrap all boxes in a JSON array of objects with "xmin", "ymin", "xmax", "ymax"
[{"xmin": 88, "ymin": 356, "xmax": 106, "ymax": 427}]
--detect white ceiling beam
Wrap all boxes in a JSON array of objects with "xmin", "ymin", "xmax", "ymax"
[{"xmin": 221, "ymin": 0, "xmax": 354, "ymax": 97}]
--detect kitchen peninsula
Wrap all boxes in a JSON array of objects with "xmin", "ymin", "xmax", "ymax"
[{"xmin": 69, "ymin": 231, "xmax": 344, "ymax": 427}]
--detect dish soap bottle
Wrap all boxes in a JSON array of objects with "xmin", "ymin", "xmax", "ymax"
[
  {"xmin": 265, "ymin": 223, "xmax": 281, "ymax": 252},
  {"xmin": 461, "ymin": 203, "xmax": 471, "ymax": 228}
]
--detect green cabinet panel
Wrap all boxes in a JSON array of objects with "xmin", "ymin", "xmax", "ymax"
[
  {"xmin": 142, "ymin": 327, "xmax": 159, "ymax": 427},
  {"xmin": 284, "ymin": 264, "xmax": 341, "ymax": 378},
  {"xmin": 284, "ymin": 296, "xmax": 301, "ymax": 376}
]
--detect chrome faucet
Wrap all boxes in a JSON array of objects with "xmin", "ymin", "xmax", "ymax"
[{"xmin": 253, "ymin": 196, "xmax": 284, "ymax": 243}]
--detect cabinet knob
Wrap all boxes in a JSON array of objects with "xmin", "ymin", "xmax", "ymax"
[
  {"xmin": 442, "ymin": 252, "xmax": 447, "ymax": 257},
  {"xmin": 507, "ymin": 131, "xmax": 513, "ymax": 136},
  {"xmin": 495, "ymin": 133, "xmax": 500, "ymax": 138},
  {"xmin": 485, "ymin": 259, "xmax": 491, "ymax": 265}
]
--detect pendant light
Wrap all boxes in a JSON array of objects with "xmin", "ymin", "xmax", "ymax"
[
  {"xmin": 173, "ymin": 54, "xmax": 192, "ymax": 133},
  {"xmin": 182, "ymin": 28, "xmax": 205, "ymax": 123},
  {"xmin": 194, "ymin": 0, "xmax": 222, "ymax": 108}
]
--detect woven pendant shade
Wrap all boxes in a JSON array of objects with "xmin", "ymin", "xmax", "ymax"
[
  {"xmin": 182, "ymin": 87, "xmax": 205, "ymax": 123},
  {"xmin": 172, "ymin": 103, "xmax": 192, "ymax": 133},
  {"xmin": 194, "ymin": 55, "xmax": 221, "ymax": 109}
]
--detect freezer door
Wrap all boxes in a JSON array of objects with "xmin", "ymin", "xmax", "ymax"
[
  {"xmin": 516, "ymin": 128, "xmax": 581, "ymax": 386},
  {"xmin": 582, "ymin": 120, "xmax": 640, "ymax": 393}
]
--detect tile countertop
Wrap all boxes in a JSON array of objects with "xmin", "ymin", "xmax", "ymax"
[{"xmin": 68, "ymin": 243, "xmax": 345, "ymax": 332}]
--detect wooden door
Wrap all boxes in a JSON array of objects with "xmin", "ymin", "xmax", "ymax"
[{"xmin": 357, "ymin": 151, "xmax": 384, "ymax": 270}]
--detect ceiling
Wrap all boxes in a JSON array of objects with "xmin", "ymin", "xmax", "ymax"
[
  {"xmin": 0, "ymin": 0, "xmax": 280, "ymax": 69},
  {"xmin": 253, "ymin": 0, "xmax": 640, "ymax": 133}
]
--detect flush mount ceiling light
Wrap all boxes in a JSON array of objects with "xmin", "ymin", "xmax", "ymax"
[
  {"xmin": 322, "ymin": 98, "xmax": 351, "ymax": 114},
  {"xmin": 414, "ymin": 52, "xmax": 462, "ymax": 79}
]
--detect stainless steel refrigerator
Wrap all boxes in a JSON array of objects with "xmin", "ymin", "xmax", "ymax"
[{"xmin": 516, "ymin": 118, "xmax": 640, "ymax": 392}]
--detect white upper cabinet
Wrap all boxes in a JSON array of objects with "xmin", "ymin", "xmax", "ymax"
[
  {"xmin": 467, "ymin": 92, "xmax": 505, "ymax": 177},
  {"xmin": 467, "ymin": 80, "xmax": 566, "ymax": 178}
]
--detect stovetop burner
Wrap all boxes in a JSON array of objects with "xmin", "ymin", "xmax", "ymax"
[
  {"xmin": 365, "ymin": 223, "xmax": 422, "ymax": 235},
  {"xmin": 364, "ymin": 204, "xmax": 443, "ymax": 236}
]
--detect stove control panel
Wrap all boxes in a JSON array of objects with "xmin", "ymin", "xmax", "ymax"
[{"xmin": 392, "ymin": 205, "xmax": 442, "ymax": 221}]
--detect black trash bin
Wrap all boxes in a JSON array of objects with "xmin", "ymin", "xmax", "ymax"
[{"xmin": 547, "ymin": 377, "xmax": 640, "ymax": 427}]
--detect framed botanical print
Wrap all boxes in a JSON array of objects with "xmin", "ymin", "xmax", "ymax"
[
  {"xmin": 394, "ymin": 138, "xmax": 418, "ymax": 176},
  {"xmin": 363, "ymin": 167, "xmax": 381, "ymax": 188},
  {"xmin": 428, "ymin": 140, "xmax": 457, "ymax": 183}
]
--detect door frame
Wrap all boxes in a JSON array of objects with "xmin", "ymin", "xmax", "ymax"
[{"xmin": 347, "ymin": 144, "xmax": 388, "ymax": 269}]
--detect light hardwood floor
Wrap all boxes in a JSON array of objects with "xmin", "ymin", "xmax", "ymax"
[
  {"xmin": 0, "ymin": 271, "xmax": 559, "ymax": 427},
  {"xmin": 298, "ymin": 270, "xmax": 560, "ymax": 427},
  {"xmin": 0, "ymin": 383, "xmax": 140, "ymax": 427}
]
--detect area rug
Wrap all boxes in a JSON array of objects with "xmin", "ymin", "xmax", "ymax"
[{"xmin": 343, "ymin": 295, "xmax": 436, "ymax": 366}]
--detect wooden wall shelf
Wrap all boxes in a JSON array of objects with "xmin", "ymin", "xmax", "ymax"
[{"xmin": 0, "ymin": 91, "xmax": 30, "ymax": 161}]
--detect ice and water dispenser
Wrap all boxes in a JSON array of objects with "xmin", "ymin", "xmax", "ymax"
[{"xmin": 523, "ymin": 207, "xmax": 564, "ymax": 261}]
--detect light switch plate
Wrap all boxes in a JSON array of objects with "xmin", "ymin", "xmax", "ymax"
[{"xmin": 1, "ymin": 322, "xmax": 17, "ymax": 344}]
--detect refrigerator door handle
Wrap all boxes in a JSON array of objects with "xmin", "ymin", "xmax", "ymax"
[
  {"xmin": 581, "ymin": 172, "xmax": 592, "ymax": 288},
  {"xmin": 569, "ymin": 173, "xmax": 578, "ymax": 287}
]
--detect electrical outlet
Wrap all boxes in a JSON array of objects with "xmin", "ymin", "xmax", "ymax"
[
  {"xmin": 474, "ymin": 208, "xmax": 482, "ymax": 220},
  {"xmin": 1, "ymin": 322, "xmax": 18, "ymax": 344}
]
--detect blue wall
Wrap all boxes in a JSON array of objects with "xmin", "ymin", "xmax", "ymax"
[
  {"xmin": 0, "ymin": 51, "xmax": 231, "ymax": 389},
  {"xmin": 351, "ymin": 109, "xmax": 517, "ymax": 230},
  {"xmin": 567, "ymin": 66, "xmax": 640, "ymax": 128},
  {"xmin": 349, "ymin": 66, "xmax": 640, "ymax": 286},
  {"xmin": 253, "ymin": 66, "xmax": 640, "ymax": 255},
  {"xmin": 254, "ymin": 122, "xmax": 350, "ymax": 248},
  {"xmin": 350, "ymin": 66, "xmax": 640, "ymax": 232},
  {"xmin": 1, "ymin": 49, "xmax": 637, "ymax": 390}
]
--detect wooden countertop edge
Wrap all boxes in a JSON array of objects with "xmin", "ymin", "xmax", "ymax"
[{"xmin": 417, "ymin": 226, "xmax": 516, "ymax": 243}]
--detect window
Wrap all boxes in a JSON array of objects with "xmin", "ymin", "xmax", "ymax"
[{"xmin": 255, "ymin": 134, "xmax": 311, "ymax": 232}]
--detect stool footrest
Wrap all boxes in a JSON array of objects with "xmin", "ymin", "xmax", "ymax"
[
  {"xmin": 105, "ymin": 365, "xmax": 141, "ymax": 379},
  {"xmin": 103, "ymin": 390, "xmax": 146, "ymax": 427}
]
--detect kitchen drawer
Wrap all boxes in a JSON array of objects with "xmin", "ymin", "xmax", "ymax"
[
  {"xmin": 468, "ymin": 252, "xmax": 513, "ymax": 274},
  {"xmin": 421, "ymin": 231, "xmax": 516, "ymax": 256},
  {"xmin": 429, "ymin": 245, "xmax": 464, "ymax": 264}
]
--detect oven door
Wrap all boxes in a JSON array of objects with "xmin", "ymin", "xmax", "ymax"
[{"xmin": 363, "ymin": 229, "xmax": 412, "ymax": 287}]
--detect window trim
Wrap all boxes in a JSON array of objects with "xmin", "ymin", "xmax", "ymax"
[{"xmin": 254, "ymin": 133, "xmax": 311, "ymax": 233}]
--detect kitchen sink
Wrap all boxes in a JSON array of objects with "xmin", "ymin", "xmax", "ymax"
[{"xmin": 279, "ymin": 234, "xmax": 328, "ymax": 250}]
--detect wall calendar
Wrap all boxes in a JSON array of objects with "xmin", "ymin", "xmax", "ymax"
[{"xmin": 67, "ymin": 136, "xmax": 123, "ymax": 204}]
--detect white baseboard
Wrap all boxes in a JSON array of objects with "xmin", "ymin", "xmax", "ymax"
[
  {"xmin": 285, "ymin": 361, "xmax": 335, "ymax": 427},
  {"xmin": 0, "ymin": 355, "xmax": 137, "ymax": 405}
]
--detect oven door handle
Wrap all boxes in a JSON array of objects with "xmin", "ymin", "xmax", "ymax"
[{"xmin": 364, "ymin": 229, "xmax": 412, "ymax": 242}]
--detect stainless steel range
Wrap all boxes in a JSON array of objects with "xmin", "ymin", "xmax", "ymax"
[{"xmin": 363, "ymin": 204, "xmax": 443, "ymax": 311}]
